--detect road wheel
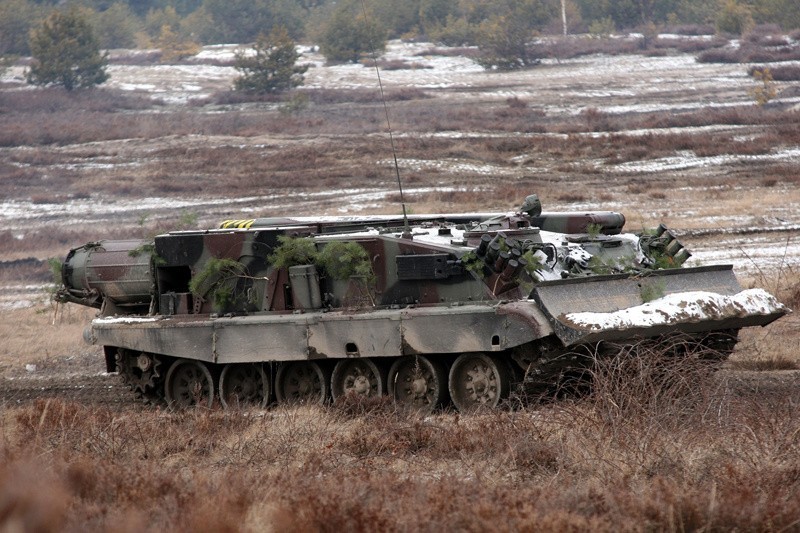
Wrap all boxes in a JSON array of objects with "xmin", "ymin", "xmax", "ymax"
[
  {"xmin": 165, "ymin": 359, "xmax": 214, "ymax": 409},
  {"xmin": 219, "ymin": 363, "xmax": 270, "ymax": 409},
  {"xmin": 388, "ymin": 356, "xmax": 447, "ymax": 414},
  {"xmin": 275, "ymin": 361, "xmax": 330, "ymax": 404},
  {"xmin": 331, "ymin": 358, "xmax": 385, "ymax": 400},
  {"xmin": 448, "ymin": 353, "xmax": 509, "ymax": 411}
]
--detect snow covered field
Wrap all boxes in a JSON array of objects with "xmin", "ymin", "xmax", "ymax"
[{"xmin": 1, "ymin": 38, "xmax": 799, "ymax": 309}]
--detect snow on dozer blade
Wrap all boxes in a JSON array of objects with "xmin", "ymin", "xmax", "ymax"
[{"xmin": 530, "ymin": 265, "xmax": 788, "ymax": 347}]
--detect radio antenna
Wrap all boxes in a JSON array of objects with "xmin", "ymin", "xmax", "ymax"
[{"xmin": 359, "ymin": 0, "xmax": 410, "ymax": 235}]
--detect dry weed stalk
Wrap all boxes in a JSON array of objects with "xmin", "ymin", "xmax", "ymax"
[
  {"xmin": 731, "ymin": 256, "xmax": 799, "ymax": 370},
  {"xmin": 1, "ymin": 365, "xmax": 799, "ymax": 532}
]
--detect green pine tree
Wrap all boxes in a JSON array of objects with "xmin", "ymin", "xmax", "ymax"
[
  {"xmin": 234, "ymin": 26, "xmax": 308, "ymax": 93},
  {"xmin": 476, "ymin": 14, "xmax": 539, "ymax": 70},
  {"xmin": 27, "ymin": 8, "xmax": 109, "ymax": 91},
  {"xmin": 473, "ymin": 0, "xmax": 556, "ymax": 71},
  {"xmin": 319, "ymin": 1, "xmax": 386, "ymax": 64},
  {"xmin": 155, "ymin": 24, "xmax": 200, "ymax": 63}
]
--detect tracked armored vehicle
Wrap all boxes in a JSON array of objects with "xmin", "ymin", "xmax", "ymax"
[{"xmin": 56, "ymin": 195, "xmax": 788, "ymax": 411}]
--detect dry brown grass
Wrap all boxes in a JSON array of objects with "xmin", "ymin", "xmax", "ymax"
[
  {"xmin": 728, "ymin": 269, "xmax": 800, "ymax": 374},
  {"xmin": 1, "ymin": 278, "xmax": 795, "ymax": 532},
  {"xmin": 1, "ymin": 39, "xmax": 800, "ymax": 532},
  {"xmin": 2, "ymin": 79, "xmax": 799, "ymax": 216},
  {"xmin": 749, "ymin": 65, "xmax": 800, "ymax": 82},
  {"xmin": 0, "ymin": 268, "xmax": 797, "ymax": 532},
  {"xmin": 0, "ymin": 305, "xmax": 100, "ymax": 371},
  {"xmin": 0, "ymin": 278, "xmax": 797, "ymax": 532},
  {"xmin": 699, "ymin": 25, "xmax": 798, "ymax": 64},
  {"xmin": 533, "ymin": 38, "xmax": 641, "ymax": 60},
  {"xmin": 654, "ymin": 36, "xmax": 728, "ymax": 53},
  {"xmin": 1, "ymin": 339, "xmax": 798, "ymax": 531}
]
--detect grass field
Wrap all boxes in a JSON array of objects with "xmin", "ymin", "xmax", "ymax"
[
  {"xmin": 1, "ymin": 36, "xmax": 799, "ymax": 531},
  {"xmin": 1, "ymin": 346, "xmax": 799, "ymax": 531}
]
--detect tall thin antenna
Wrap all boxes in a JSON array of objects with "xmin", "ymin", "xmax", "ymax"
[{"xmin": 359, "ymin": 0, "xmax": 410, "ymax": 235}]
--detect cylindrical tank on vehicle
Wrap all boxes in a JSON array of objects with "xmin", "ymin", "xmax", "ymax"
[{"xmin": 62, "ymin": 240, "xmax": 154, "ymax": 304}]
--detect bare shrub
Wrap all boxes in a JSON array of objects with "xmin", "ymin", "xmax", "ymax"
[
  {"xmin": 672, "ymin": 37, "xmax": 729, "ymax": 53},
  {"xmin": 1, "ymin": 365, "xmax": 799, "ymax": 531},
  {"xmin": 183, "ymin": 56, "xmax": 236, "ymax": 67},
  {"xmin": 761, "ymin": 165, "xmax": 800, "ymax": 183},
  {"xmin": 0, "ymin": 257, "xmax": 50, "ymax": 283},
  {"xmin": 640, "ymin": 106, "xmax": 771, "ymax": 129},
  {"xmin": 744, "ymin": 25, "xmax": 789, "ymax": 46},
  {"xmin": 558, "ymin": 193, "xmax": 586, "ymax": 202},
  {"xmin": 483, "ymin": 137, "xmax": 534, "ymax": 153},
  {"xmin": 0, "ymin": 161, "xmax": 39, "ymax": 183},
  {"xmin": 425, "ymin": 189, "xmax": 483, "ymax": 206},
  {"xmin": 743, "ymin": 47, "xmax": 800, "ymax": 63},
  {"xmin": 643, "ymin": 48, "xmax": 668, "ymax": 57},
  {"xmin": 384, "ymin": 88, "xmax": 430, "ymax": 101},
  {"xmin": 0, "ymin": 87, "xmax": 153, "ymax": 113},
  {"xmin": 626, "ymin": 182, "xmax": 648, "ymax": 194},
  {"xmin": 696, "ymin": 47, "xmax": 741, "ymax": 63},
  {"xmin": 197, "ymin": 87, "xmax": 419, "ymax": 107},
  {"xmin": 499, "ymin": 182, "xmax": 547, "ymax": 204},
  {"xmin": 371, "ymin": 59, "xmax": 433, "ymax": 71},
  {"xmin": 535, "ymin": 38, "xmax": 639, "ymax": 60},
  {"xmin": 414, "ymin": 46, "xmax": 481, "ymax": 58},
  {"xmin": 595, "ymin": 337, "xmax": 725, "ymax": 404},
  {"xmin": 582, "ymin": 107, "xmax": 611, "ymax": 132},
  {"xmin": 212, "ymin": 90, "xmax": 284, "ymax": 105},
  {"xmin": 305, "ymin": 88, "xmax": 383, "ymax": 104},
  {"xmin": 29, "ymin": 194, "xmax": 64, "ymax": 205},
  {"xmin": 779, "ymin": 275, "xmax": 800, "ymax": 311},
  {"xmin": 330, "ymin": 391, "xmax": 396, "ymax": 418},
  {"xmin": 506, "ymin": 96, "xmax": 527, "ymax": 109},
  {"xmin": 664, "ymin": 24, "xmax": 716, "ymax": 36},
  {"xmin": 107, "ymin": 50, "xmax": 162, "ymax": 65},
  {"xmin": 699, "ymin": 44, "xmax": 800, "ymax": 64},
  {"xmin": 336, "ymin": 416, "xmax": 437, "ymax": 459},
  {"xmin": 0, "ymin": 226, "xmax": 127, "ymax": 263},
  {"xmin": 749, "ymin": 64, "xmax": 800, "ymax": 81}
]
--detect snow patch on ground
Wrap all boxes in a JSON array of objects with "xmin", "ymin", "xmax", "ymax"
[
  {"xmin": 194, "ymin": 44, "xmax": 240, "ymax": 61},
  {"xmin": 0, "ymin": 284, "xmax": 51, "ymax": 311},
  {"xmin": 386, "ymin": 158, "xmax": 513, "ymax": 176},
  {"xmin": 686, "ymin": 237, "xmax": 800, "ymax": 275},
  {"xmin": 607, "ymin": 147, "xmax": 800, "ymax": 174},
  {"xmin": 107, "ymin": 63, "xmax": 236, "ymax": 102},
  {"xmin": 0, "ymin": 186, "xmax": 467, "ymax": 230}
]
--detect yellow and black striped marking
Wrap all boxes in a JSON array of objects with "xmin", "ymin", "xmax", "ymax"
[{"xmin": 219, "ymin": 219, "xmax": 256, "ymax": 229}]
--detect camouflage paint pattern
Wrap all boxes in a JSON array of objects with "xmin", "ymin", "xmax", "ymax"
[{"xmin": 56, "ymin": 197, "xmax": 789, "ymax": 409}]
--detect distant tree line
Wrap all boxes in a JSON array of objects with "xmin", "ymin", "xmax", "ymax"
[
  {"xmin": 26, "ymin": 8, "xmax": 109, "ymax": 89},
  {"xmin": 3, "ymin": 0, "xmax": 800, "ymax": 59}
]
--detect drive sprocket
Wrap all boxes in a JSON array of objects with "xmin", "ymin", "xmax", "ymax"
[{"xmin": 115, "ymin": 350, "xmax": 165, "ymax": 404}]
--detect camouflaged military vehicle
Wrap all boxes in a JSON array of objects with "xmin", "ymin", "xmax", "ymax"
[{"xmin": 56, "ymin": 195, "xmax": 788, "ymax": 412}]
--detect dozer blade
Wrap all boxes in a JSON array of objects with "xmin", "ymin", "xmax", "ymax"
[{"xmin": 530, "ymin": 265, "xmax": 788, "ymax": 346}]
